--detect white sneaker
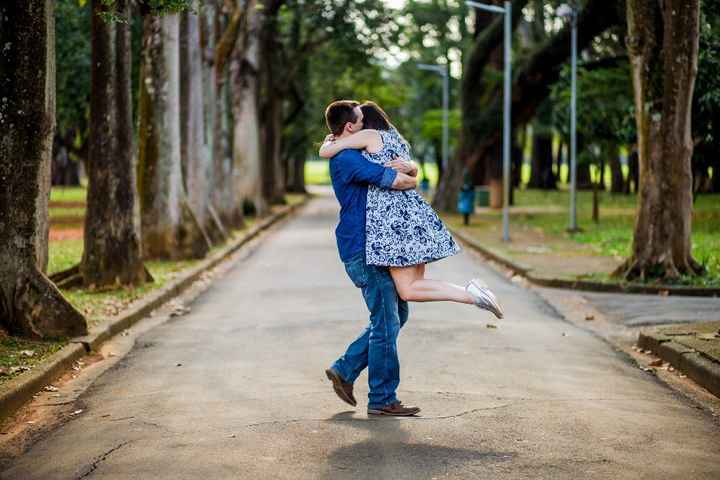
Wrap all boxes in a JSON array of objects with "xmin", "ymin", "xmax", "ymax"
[{"xmin": 466, "ymin": 279, "xmax": 504, "ymax": 319}]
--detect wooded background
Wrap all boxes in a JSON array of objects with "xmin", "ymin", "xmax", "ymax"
[{"xmin": 1, "ymin": 0, "xmax": 718, "ymax": 339}]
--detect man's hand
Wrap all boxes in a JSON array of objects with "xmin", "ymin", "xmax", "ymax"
[
  {"xmin": 386, "ymin": 158, "xmax": 418, "ymax": 177},
  {"xmin": 391, "ymin": 172, "xmax": 418, "ymax": 191}
]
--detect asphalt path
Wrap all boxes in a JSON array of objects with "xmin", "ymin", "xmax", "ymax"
[{"xmin": 3, "ymin": 195, "xmax": 720, "ymax": 479}]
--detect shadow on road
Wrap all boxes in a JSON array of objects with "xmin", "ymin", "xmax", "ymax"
[{"xmin": 320, "ymin": 411, "xmax": 515, "ymax": 479}]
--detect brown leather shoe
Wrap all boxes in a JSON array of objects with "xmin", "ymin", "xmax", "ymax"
[
  {"xmin": 325, "ymin": 368, "xmax": 356, "ymax": 407},
  {"xmin": 367, "ymin": 401, "xmax": 420, "ymax": 416}
]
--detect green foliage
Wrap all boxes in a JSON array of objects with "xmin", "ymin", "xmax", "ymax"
[
  {"xmin": 56, "ymin": 0, "xmax": 91, "ymax": 139},
  {"xmin": 550, "ymin": 60, "xmax": 635, "ymax": 148},
  {"xmin": 694, "ymin": 8, "xmax": 720, "ymax": 152}
]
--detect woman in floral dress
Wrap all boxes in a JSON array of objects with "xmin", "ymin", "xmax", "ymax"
[{"xmin": 319, "ymin": 102, "xmax": 503, "ymax": 319}]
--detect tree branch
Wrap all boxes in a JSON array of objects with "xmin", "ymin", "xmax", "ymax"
[
  {"xmin": 466, "ymin": 0, "xmax": 622, "ymax": 171},
  {"xmin": 214, "ymin": 2, "xmax": 249, "ymax": 78}
]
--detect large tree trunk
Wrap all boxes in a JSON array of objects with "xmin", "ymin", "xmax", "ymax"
[
  {"xmin": 615, "ymin": 0, "xmax": 702, "ymax": 281},
  {"xmin": 180, "ymin": 6, "xmax": 212, "ymax": 236},
  {"xmin": 0, "ymin": 1, "xmax": 86, "ymax": 338},
  {"xmin": 82, "ymin": 0, "xmax": 147, "ymax": 288},
  {"xmin": 231, "ymin": 2, "xmax": 267, "ymax": 215},
  {"xmin": 258, "ymin": 1, "xmax": 286, "ymax": 206},
  {"xmin": 434, "ymin": 0, "xmax": 620, "ymax": 210},
  {"xmin": 138, "ymin": 14, "xmax": 208, "ymax": 260}
]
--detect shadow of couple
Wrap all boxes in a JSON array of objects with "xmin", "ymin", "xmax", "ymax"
[{"xmin": 319, "ymin": 411, "xmax": 514, "ymax": 479}]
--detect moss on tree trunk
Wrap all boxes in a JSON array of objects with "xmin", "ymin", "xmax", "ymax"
[
  {"xmin": 615, "ymin": 0, "xmax": 703, "ymax": 281},
  {"xmin": 137, "ymin": 14, "xmax": 209, "ymax": 260},
  {"xmin": 0, "ymin": 1, "xmax": 86, "ymax": 338},
  {"xmin": 81, "ymin": 0, "xmax": 148, "ymax": 288}
]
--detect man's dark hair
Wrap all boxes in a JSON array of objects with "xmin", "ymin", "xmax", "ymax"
[{"xmin": 325, "ymin": 100, "xmax": 359, "ymax": 135}]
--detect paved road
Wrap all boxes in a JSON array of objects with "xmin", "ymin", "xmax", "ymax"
[
  {"xmin": 580, "ymin": 291, "xmax": 720, "ymax": 327},
  {"xmin": 3, "ymin": 196, "xmax": 720, "ymax": 479}
]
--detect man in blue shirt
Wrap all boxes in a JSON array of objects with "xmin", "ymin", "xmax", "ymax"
[{"xmin": 323, "ymin": 100, "xmax": 421, "ymax": 416}]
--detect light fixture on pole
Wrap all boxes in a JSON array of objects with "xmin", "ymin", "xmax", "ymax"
[
  {"xmin": 557, "ymin": 2, "xmax": 579, "ymax": 232},
  {"xmin": 416, "ymin": 63, "xmax": 449, "ymax": 176},
  {"xmin": 466, "ymin": 1, "xmax": 511, "ymax": 242}
]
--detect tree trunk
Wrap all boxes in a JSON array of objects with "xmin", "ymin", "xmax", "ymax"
[
  {"xmin": 231, "ymin": 1, "xmax": 267, "ymax": 214},
  {"xmin": 82, "ymin": 0, "xmax": 147, "ymax": 288},
  {"xmin": 138, "ymin": 14, "xmax": 208, "ymax": 260},
  {"xmin": 180, "ymin": 6, "xmax": 213, "ymax": 238},
  {"xmin": 615, "ymin": 0, "xmax": 702, "ymax": 281},
  {"xmin": 0, "ymin": 1, "xmax": 87, "ymax": 338},
  {"xmin": 608, "ymin": 150, "xmax": 625, "ymax": 193},
  {"xmin": 258, "ymin": 2, "xmax": 286, "ymax": 206},
  {"xmin": 529, "ymin": 128, "xmax": 555, "ymax": 189}
]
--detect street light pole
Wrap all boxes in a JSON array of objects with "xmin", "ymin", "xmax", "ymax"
[
  {"xmin": 569, "ymin": 4, "xmax": 579, "ymax": 232},
  {"xmin": 417, "ymin": 63, "xmax": 449, "ymax": 174},
  {"xmin": 442, "ymin": 66, "xmax": 449, "ymax": 177},
  {"xmin": 466, "ymin": 1, "xmax": 511, "ymax": 242}
]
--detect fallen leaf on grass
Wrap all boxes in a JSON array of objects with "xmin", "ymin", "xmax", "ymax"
[
  {"xmin": 9, "ymin": 366, "xmax": 30, "ymax": 374},
  {"xmin": 20, "ymin": 350, "xmax": 35, "ymax": 358}
]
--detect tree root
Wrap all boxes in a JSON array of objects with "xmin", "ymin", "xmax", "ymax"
[
  {"xmin": 612, "ymin": 253, "xmax": 706, "ymax": 283},
  {"xmin": 49, "ymin": 264, "xmax": 80, "ymax": 283},
  {"xmin": 56, "ymin": 273, "xmax": 84, "ymax": 290},
  {"xmin": 206, "ymin": 204, "xmax": 229, "ymax": 244},
  {"xmin": 1, "ymin": 267, "xmax": 86, "ymax": 338}
]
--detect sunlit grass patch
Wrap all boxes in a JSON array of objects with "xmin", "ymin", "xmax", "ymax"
[{"xmin": 50, "ymin": 186, "xmax": 86, "ymax": 204}]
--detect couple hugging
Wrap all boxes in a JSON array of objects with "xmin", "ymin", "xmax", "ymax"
[{"xmin": 322, "ymin": 100, "xmax": 504, "ymax": 417}]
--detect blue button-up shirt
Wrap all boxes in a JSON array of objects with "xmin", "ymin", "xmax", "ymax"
[{"xmin": 329, "ymin": 149, "xmax": 397, "ymax": 262}]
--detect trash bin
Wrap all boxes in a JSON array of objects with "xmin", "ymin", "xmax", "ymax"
[{"xmin": 457, "ymin": 184, "xmax": 475, "ymax": 225}]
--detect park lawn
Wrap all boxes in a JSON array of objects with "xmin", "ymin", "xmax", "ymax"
[{"xmin": 445, "ymin": 189, "xmax": 720, "ymax": 287}]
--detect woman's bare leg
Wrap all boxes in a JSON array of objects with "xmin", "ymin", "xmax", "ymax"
[{"xmin": 390, "ymin": 264, "xmax": 475, "ymax": 304}]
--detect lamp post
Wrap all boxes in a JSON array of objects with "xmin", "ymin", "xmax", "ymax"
[
  {"xmin": 558, "ymin": 2, "xmax": 579, "ymax": 232},
  {"xmin": 466, "ymin": 1, "xmax": 511, "ymax": 242},
  {"xmin": 416, "ymin": 63, "xmax": 449, "ymax": 176}
]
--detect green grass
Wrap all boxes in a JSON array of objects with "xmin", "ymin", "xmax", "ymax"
[
  {"xmin": 62, "ymin": 258, "xmax": 201, "ymax": 327},
  {"xmin": 48, "ymin": 206, "xmax": 86, "ymax": 220},
  {"xmin": 495, "ymin": 189, "xmax": 720, "ymax": 286},
  {"xmin": 50, "ymin": 185, "xmax": 86, "ymax": 203},
  {"xmin": 0, "ymin": 336, "xmax": 68, "ymax": 385},
  {"xmin": 48, "ymin": 239, "xmax": 84, "ymax": 275}
]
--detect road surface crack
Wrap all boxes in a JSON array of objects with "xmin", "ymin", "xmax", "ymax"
[{"xmin": 76, "ymin": 441, "xmax": 131, "ymax": 479}]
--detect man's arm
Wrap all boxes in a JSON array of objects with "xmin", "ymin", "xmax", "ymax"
[
  {"xmin": 333, "ymin": 150, "xmax": 417, "ymax": 191},
  {"xmin": 391, "ymin": 172, "xmax": 418, "ymax": 190}
]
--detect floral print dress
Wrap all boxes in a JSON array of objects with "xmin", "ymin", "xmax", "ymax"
[{"xmin": 363, "ymin": 128, "xmax": 460, "ymax": 267}]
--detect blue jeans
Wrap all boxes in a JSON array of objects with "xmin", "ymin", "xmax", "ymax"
[{"xmin": 331, "ymin": 252, "xmax": 409, "ymax": 409}]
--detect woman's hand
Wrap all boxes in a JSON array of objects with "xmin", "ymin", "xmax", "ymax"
[
  {"xmin": 323, "ymin": 133, "xmax": 335, "ymax": 144},
  {"xmin": 386, "ymin": 158, "xmax": 418, "ymax": 177}
]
